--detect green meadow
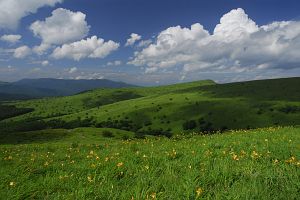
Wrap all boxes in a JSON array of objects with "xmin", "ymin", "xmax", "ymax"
[
  {"xmin": 0, "ymin": 77, "xmax": 299, "ymax": 199},
  {"xmin": 0, "ymin": 127, "xmax": 299, "ymax": 199}
]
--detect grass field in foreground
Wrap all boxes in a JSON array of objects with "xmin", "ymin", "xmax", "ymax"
[{"xmin": 0, "ymin": 126, "xmax": 299, "ymax": 199}]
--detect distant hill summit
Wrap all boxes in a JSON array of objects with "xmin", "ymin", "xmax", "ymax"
[{"xmin": 0, "ymin": 78, "xmax": 137, "ymax": 100}]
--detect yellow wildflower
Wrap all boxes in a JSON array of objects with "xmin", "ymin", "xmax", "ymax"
[
  {"xmin": 232, "ymin": 154, "xmax": 239, "ymax": 161},
  {"xmin": 6, "ymin": 156, "xmax": 13, "ymax": 160},
  {"xmin": 150, "ymin": 192, "xmax": 156, "ymax": 199},
  {"xmin": 87, "ymin": 176, "xmax": 93, "ymax": 182},
  {"xmin": 196, "ymin": 187, "xmax": 204, "ymax": 197},
  {"xmin": 240, "ymin": 150, "xmax": 246, "ymax": 156},
  {"xmin": 9, "ymin": 182, "xmax": 15, "ymax": 187},
  {"xmin": 285, "ymin": 156, "xmax": 296, "ymax": 164},
  {"xmin": 274, "ymin": 159, "xmax": 279, "ymax": 164},
  {"xmin": 251, "ymin": 151, "xmax": 259, "ymax": 159},
  {"xmin": 117, "ymin": 162, "xmax": 124, "ymax": 167},
  {"xmin": 169, "ymin": 149, "xmax": 177, "ymax": 158}
]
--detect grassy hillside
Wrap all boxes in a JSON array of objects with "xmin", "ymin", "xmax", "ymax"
[
  {"xmin": 1, "ymin": 78, "xmax": 299, "ymax": 136},
  {"xmin": 0, "ymin": 127, "xmax": 135, "ymax": 145},
  {"xmin": 0, "ymin": 127, "xmax": 299, "ymax": 199}
]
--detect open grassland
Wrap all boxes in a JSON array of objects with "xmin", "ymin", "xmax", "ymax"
[
  {"xmin": 1, "ymin": 78, "xmax": 299, "ymax": 136},
  {"xmin": 0, "ymin": 127, "xmax": 299, "ymax": 199}
]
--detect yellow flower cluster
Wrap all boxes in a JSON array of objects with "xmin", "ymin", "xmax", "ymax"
[
  {"xmin": 285, "ymin": 156, "xmax": 300, "ymax": 166},
  {"xmin": 251, "ymin": 151, "xmax": 260, "ymax": 159},
  {"xmin": 87, "ymin": 175, "xmax": 94, "ymax": 183},
  {"xmin": 232, "ymin": 154, "xmax": 239, "ymax": 161},
  {"xmin": 196, "ymin": 187, "xmax": 204, "ymax": 197},
  {"xmin": 4, "ymin": 155, "xmax": 13, "ymax": 160},
  {"xmin": 9, "ymin": 181, "xmax": 15, "ymax": 187},
  {"xmin": 167, "ymin": 149, "xmax": 177, "ymax": 159},
  {"xmin": 145, "ymin": 192, "xmax": 157, "ymax": 200},
  {"xmin": 117, "ymin": 162, "xmax": 124, "ymax": 167}
]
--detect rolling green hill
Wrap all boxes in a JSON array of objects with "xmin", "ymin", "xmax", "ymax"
[{"xmin": 1, "ymin": 78, "xmax": 299, "ymax": 136}]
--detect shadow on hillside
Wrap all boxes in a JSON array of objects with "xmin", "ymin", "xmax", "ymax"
[
  {"xmin": 179, "ymin": 101, "xmax": 300, "ymax": 131},
  {"xmin": 179, "ymin": 78, "xmax": 300, "ymax": 102},
  {"xmin": 82, "ymin": 90, "xmax": 143, "ymax": 109},
  {"xmin": 0, "ymin": 104, "xmax": 34, "ymax": 121},
  {"xmin": 0, "ymin": 130, "xmax": 71, "ymax": 145}
]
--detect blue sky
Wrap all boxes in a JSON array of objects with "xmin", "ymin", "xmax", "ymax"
[{"xmin": 0, "ymin": 0, "xmax": 300, "ymax": 86}]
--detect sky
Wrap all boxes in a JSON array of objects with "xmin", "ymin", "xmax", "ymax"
[{"xmin": 0, "ymin": 0, "xmax": 300, "ymax": 86}]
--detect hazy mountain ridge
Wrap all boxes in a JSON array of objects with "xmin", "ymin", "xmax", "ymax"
[{"xmin": 0, "ymin": 78, "xmax": 137, "ymax": 100}]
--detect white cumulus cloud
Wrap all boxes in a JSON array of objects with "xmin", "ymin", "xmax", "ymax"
[
  {"xmin": 129, "ymin": 8, "xmax": 300, "ymax": 75},
  {"xmin": 51, "ymin": 36, "xmax": 119, "ymax": 61},
  {"xmin": 0, "ymin": 0, "xmax": 63, "ymax": 29},
  {"xmin": 32, "ymin": 43, "xmax": 52, "ymax": 55},
  {"xmin": 107, "ymin": 60, "xmax": 122, "ymax": 66},
  {"xmin": 13, "ymin": 45, "xmax": 31, "ymax": 58},
  {"xmin": 68, "ymin": 67, "xmax": 77, "ymax": 74},
  {"xmin": 42, "ymin": 60, "xmax": 49, "ymax": 66},
  {"xmin": 137, "ymin": 39, "xmax": 152, "ymax": 48},
  {"xmin": 0, "ymin": 34, "xmax": 22, "ymax": 44},
  {"xmin": 213, "ymin": 8, "xmax": 258, "ymax": 40},
  {"xmin": 125, "ymin": 33, "xmax": 142, "ymax": 46},
  {"xmin": 30, "ymin": 8, "xmax": 90, "ymax": 45}
]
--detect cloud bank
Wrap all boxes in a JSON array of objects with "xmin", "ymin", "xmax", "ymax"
[
  {"xmin": 0, "ymin": 0, "xmax": 63, "ymax": 29},
  {"xmin": 13, "ymin": 45, "xmax": 31, "ymax": 58},
  {"xmin": 0, "ymin": 34, "xmax": 22, "ymax": 44},
  {"xmin": 51, "ymin": 36, "xmax": 119, "ymax": 61},
  {"xmin": 30, "ymin": 8, "xmax": 89, "ymax": 45},
  {"xmin": 129, "ymin": 8, "xmax": 300, "ymax": 75}
]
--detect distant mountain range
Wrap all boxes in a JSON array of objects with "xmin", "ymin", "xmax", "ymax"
[{"xmin": 0, "ymin": 78, "xmax": 137, "ymax": 100}]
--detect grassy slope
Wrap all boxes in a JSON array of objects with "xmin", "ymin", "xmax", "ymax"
[
  {"xmin": 9, "ymin": 80, "xmax": 214, "ymax": 120},
  {"xmin": 2, "ymin": 78, "xmax": 300, "ymax": 135},
  {"xmin": 0, "ymin": 128, "xmax": 135, "ymax": 145},
  {"xmin": 0, "ymin": 127, "xmax": 299, "ymax": 199}
]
